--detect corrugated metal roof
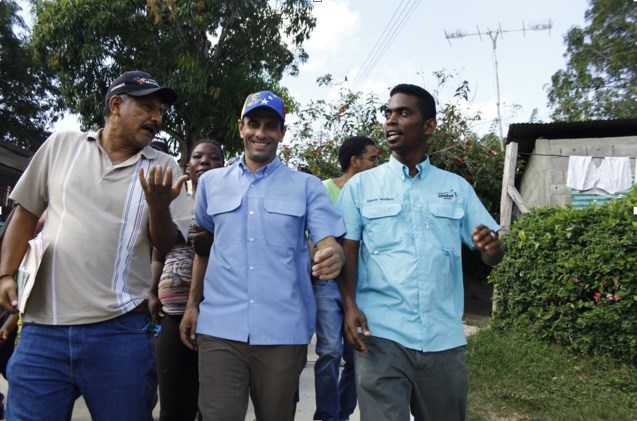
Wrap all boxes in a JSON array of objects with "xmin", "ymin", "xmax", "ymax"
[
  {"xmin": 506, "ymin": 119, "xmax": 637, "ymax": 157},
  {"xmin": 0, "ymin": 140, "xmax": 33, "ymax": 172},
  {"xmin": 571, "ymin": 189, "xmax": 630, "ymax": 210}
]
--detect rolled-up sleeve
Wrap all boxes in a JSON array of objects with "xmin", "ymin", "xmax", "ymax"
[
  {"xmin": 193, "ymin": 174, "xmax": 215, "ymax": 234},
  {"xmin": 306, "ymin": 177, "xmax": 345, "ymax": 245},
  {"xmin": 336, "ymin": 179, "xmax": 363, "ymax": 241}
]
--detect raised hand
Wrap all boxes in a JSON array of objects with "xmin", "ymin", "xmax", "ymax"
[{"xmin": 139, "ymin": 165, "xmax": 188, "ymax": 211}]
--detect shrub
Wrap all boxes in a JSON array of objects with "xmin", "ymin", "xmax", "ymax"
[{"xmin": 489, "ymin": 186, "xmax": 637, "ymax": 363}]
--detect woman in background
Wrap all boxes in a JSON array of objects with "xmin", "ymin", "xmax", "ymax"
[{"xmin": 149, "ymin": 139, "xmax": 224, "ymax": 421}]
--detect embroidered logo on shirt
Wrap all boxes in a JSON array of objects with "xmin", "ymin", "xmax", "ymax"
[
  {"xmin": 366, "ymin": 197, "xmax": 395, "ymax": 203},
  {"xmin": 438, "ymin": 190, "xmax": 457, "ymax": 200}
]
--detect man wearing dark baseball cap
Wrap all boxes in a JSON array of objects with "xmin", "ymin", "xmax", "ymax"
[
  {"xmin": 0, "ymin": 70, "xmax": 190, "ymax": 419},
  {"xmin": 180, "ymin": 89, "xmax": 345, "ymax": 420},
  {"xmin": 105, "ymin": 70, "xmax": 177, "ymax": 105}
]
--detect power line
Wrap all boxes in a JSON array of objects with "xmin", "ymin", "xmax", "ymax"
[
  {"xmin": 352, "ymin": 0, "xmax": 421, "ymax": 90},
  {"xmin": 353, "ymin": 0, "xmax": 419, "ymax": 89},
  {"xmin": 354, "ymin": 0, "xmax": 420, "ymax": 89},
  {"xmin": 352, "ymin": 0, "xmax": 407, "ymax": 87}
]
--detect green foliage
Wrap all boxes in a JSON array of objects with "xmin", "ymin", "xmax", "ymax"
[
  {"xmin": 281, "ymin": 73, "xmax": 504, "ymax": 216},
  {"xmin": 0, "ymin": 0, "xmax": 57, "ymax": 151},
  {"xmin": 547, "ymin": 0, "xmax": 637, "ymax": 121},
  {"xmin": 28, "ymin": 0, "xmax": 316, "ymax": 160},
  {"xmin": 490, "ymin": 186, "xmax": 637, "ymax": 363},
  {"xmin": 467, "ymin": 325, "xmax": 637, "ymax": 420},
  {"xmin": 280, "ymin": 77, "xmax": 386, "ymax": 179}
]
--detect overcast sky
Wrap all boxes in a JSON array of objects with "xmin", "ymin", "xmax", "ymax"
[
  {"xmin": 49, "ymin": 0, "xmax": 591, "ymax": 135},
  {"xmin": 280, "ymin": 0, "xmax": 590, "ymax": 136}
]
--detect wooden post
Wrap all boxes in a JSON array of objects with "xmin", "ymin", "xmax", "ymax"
[
  {"xmin": 499, "ymin": 142, "xmax": 518, "ymax": 233},
  {"xmin": 494, "ymin": 141, "xmax": 530, "ymax": 314}
]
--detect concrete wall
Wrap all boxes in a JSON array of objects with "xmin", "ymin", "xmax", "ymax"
[{"xmin": 518, "ymin": 136, "xmax": 637, "ymax": 209}]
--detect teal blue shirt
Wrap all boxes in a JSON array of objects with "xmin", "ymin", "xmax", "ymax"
[{"xmin": 336, "ymin": 155, "xmax": 499, "ymax": 352}]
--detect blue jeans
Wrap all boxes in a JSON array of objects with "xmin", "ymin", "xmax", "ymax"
[
  {"xmin": 312, "ymin": 280, "xmax": 357, "ymax": 421},
  {"xmin": 6, "ymin": 312, "xmax": 157, "ymax": 421}
]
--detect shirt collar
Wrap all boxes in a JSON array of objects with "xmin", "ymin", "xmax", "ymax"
[
  {"xmin": 86, "ymin": 129, "xmax": 101, "ymax": 142},
  {"xmin": 140, "ymin": 145, "xmax": 158, "ymax": 160},
  {"xmin": 90, "ymin": 129, "xmax": 157, "ymax": 161},
  {"xmin": 388, "ymin": 154, "xmax": 431, "ymax": 180},
  {"xmin": 238, "ymin": 155, "xmax": 282, "ymax": 175}
]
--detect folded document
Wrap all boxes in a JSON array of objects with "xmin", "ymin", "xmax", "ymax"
[{"xmin": 15, "ymin": 236, "xmax": 48, "ymax": 313}]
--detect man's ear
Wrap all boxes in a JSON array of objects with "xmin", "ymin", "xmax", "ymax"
[
  {"xmin": 109, "ymin": 95, "xmax": 124, "ymax": 116},
  {"xmin": 423, "ymin": 118, "xmax": 437, "ymax": 136},
  {"xmin": 350, "ymin": 155, "xmax": 359, "ymax": 170}
]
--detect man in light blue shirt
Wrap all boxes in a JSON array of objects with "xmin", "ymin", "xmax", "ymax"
[
  {"xmin": 179, "ymin": 90, "xmax": 345, "ymax": 421},
  {"xmin": 337, "ymin": 84, "xmax": 505, "ymax": 421}
]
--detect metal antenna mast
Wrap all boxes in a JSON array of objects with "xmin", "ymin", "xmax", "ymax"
[{"xmin": 444, "ymin": 20, "xmax": 552, "ymax": 150}]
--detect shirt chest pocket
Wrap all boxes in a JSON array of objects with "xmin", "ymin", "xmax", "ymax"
[
  {"xmin": 361, "ymin": 203, "xmax": 402, "ymax": 250},
  {"xmin": 207, "ymin": 197, "xmax": 242, "ymax": 245},
  {"xmin": 263, "ymin": 199, "xmax": 306, "ymax": 248},
  {"xmin": 428, "ymin": 203, "xmax": 464, "ymax": 252}
]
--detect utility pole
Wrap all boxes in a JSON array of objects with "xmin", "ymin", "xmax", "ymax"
[{"xmin": 444, "ymin": 20, "xmax": 552, "ymax": 151}]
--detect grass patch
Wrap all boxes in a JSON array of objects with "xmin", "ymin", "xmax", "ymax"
[{"xmin": 466, "ymin": 325, "xmax": 637, "ymax": 420}]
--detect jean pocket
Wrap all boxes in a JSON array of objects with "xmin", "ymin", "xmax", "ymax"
[
  {"xmin": 312, "ymin": 279, "xmax": 331, "ymax": 292},
  {"xmin": 112, "ymin": 312, "xmax": 151, "ymax": 333}
]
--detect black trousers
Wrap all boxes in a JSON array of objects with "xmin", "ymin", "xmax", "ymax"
[{"xmin": 156, "ymin": 314, "xmax": 200, "ymax": 421}]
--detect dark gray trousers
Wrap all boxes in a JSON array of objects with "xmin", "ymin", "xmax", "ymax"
[
  {"xmin": 197, "ymin": 335, "xmax": 306, "ymax": 421},
  {"xmin": 355, "ymin": 336, "xmax": 467, "ymax": 421}
]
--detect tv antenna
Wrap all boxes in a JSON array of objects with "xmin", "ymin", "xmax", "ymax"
[{"xmin": 444, "ymin": 20, "xmax": 552, "ymax": 150}]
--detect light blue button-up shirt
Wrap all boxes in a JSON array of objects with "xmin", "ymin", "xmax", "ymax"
[
  {"xmin": 194, "ymin": 156, "xmax": 345, "ymax": 345},
  {"xmin": 337, "ymin": 155, "xmax": 499, "ymax": 352}
]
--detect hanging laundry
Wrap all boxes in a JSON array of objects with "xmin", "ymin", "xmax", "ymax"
[
  {"xmin": 596, "ymin": 157, "xmax": 632, "ymax": 194},
  {"xmin": 566, "ymin": 156, "xmax": 598, "ymax": 191}
]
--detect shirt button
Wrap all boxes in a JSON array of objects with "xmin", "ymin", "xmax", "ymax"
[
  {"xmin": 250, "ymin": 299, "xmax": 255, "ymax": 304},
  {"xmin": 249, "ymin": 266, "xmax": 254, "ymax": 270},
  {"xmin": 249, "ymin": 211, "xmax": 254, "ymax": 215},
  {"xmin": 249, "ymin": 237, "xmax": 254, "ymax": 242}
]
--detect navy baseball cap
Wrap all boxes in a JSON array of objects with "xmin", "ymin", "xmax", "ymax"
[
  {"xmin": 241, "ymin": 91, "xmax": 286, "ymax": 124},
  {"xmin": 105, "ymin": 71, "xmax": 177, "ymax": 104}
]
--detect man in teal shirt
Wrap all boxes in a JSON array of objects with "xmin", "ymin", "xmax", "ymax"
[
  {"xmin": 313, "ymin": 136, "xmax": 378, "ymax": 421},
  {"xmin": 337, "ymin": 84, "xmax": 504, "ymax": 420}
]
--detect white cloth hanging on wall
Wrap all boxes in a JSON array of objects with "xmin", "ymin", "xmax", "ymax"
[
  {"xmin": 566, "ymin": 156, "xmax": 597, "ymax": 191},
  {"xmin": 596, "ymin": 157, "xmax": 632, "ymax": 194}
]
